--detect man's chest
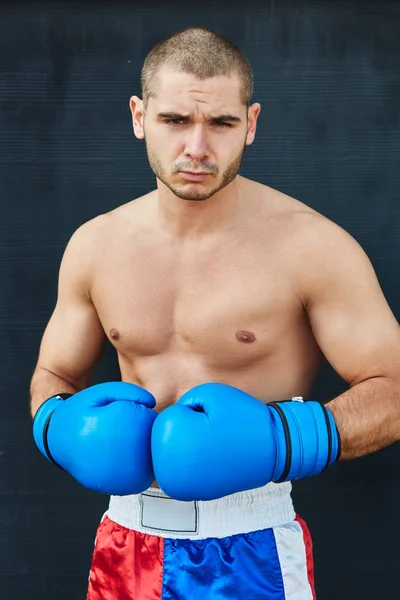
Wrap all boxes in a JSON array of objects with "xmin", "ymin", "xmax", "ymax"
[{"xmin": 90, "ymin": 238, "xmax": 304, "ymax": 362}]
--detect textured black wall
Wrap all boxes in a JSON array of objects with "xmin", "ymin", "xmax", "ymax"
[{"xmin": 1, "ymin": 1, "xmax": 399, "ymax": 598}]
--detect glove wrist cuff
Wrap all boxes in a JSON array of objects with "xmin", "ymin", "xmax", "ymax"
[
  {"xmin": 33, "ymin": 393, "xmax": 73, "ymax": 468},
  {"xmin": 268, "ymin": 399, "xmax": 341, "ymax": 483}
]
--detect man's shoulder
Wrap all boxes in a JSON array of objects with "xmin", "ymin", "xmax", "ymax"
[
  {"xmin": 245, "ymin": 178, "xmax": 325, "ymax": 228},
  {"xmin": 243, "ymin": 176, "xmax": 314, "ymax": 218},
  {"xmin": 248, "ymin": 178, "xmax": 338, "ymax": 225},
  {"xmin": 244, "ymin": 177, "xmax": 361, "ymax": 258},
  {"xmin": 67, "ymin": 212, "xmax": 111, "ymax": 250},
  {"xmin": 72, "ymin": 190, "xmax": 156, "ymax": 241},
  {"xmin": 270, "ymin": 198, "xmax": 364, "ymax": 273}
]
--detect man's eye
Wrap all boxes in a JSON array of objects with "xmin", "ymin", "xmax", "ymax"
[
  {"xmin": 164, "ymin": 120, "xmax": 231, "ymax": 128},
  {"xmin": 165, "ymin": 119, "xmax": 186, "ymax": 125}
]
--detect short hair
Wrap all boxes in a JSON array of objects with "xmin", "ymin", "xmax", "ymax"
[{"xmin": 141, "ymin": 27, "xmax": 254, "ymax": 110}]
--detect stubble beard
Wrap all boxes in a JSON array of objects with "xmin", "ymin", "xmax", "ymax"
[{"xmin": 145, "ymin": 141, "xmax": 247, "ymax": 201}]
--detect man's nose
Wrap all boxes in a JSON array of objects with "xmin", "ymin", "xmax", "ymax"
[{"xmin": 183, "ymin": 124, "xmax": 210, "ymax": 162}]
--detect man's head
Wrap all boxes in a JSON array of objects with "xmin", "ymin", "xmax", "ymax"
[{"xmin": 130, "ymin": 27, "xmax": 261, "ymax": 201}]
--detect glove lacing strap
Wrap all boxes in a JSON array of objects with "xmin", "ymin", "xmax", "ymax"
[
  {"xmin": 269, "ymin": 402, "xmax": 292, "ymax": 483},
  {"xmin": 42, "ymin": 393, "xmax": 73, "ymax": 470},
  {"xmin": 319, "ymin": 403, "xmax": 342, "ymax": 473}
]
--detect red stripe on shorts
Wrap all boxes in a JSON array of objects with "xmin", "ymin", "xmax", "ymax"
[
  {"xmin": 87, "ymin": 515, "xmax": 163, "ymax": 600},
  {"xmin": 295, "ymin": 514, "xmax": 316, "ymax": 600}
]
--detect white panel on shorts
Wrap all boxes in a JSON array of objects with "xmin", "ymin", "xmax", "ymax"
[{"xmin": 273, "ymin": 520, "xmax": 314, "ymax": 600}]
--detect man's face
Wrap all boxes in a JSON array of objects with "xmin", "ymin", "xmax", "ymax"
[{"xmin": 131, "ymin": 68, "xmax": 260, "ymax": 201}]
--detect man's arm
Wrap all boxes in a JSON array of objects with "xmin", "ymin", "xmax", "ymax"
[
  {"xmin": 30, "ymin": 219, "xmax": 107, "ymax": 418},
  {"xmin": 298, "ymin": 214, "xmax": 400, "ymax": 459}
]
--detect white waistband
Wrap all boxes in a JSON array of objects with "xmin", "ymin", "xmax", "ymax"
[{"xmin": 107, "ymin": 482, "xmax": 295, "ymax": 540}]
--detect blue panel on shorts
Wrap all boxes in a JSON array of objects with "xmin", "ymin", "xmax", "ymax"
[{"xmin": 160, "ymin": 527, "xmax": 286, "ymax": 599}]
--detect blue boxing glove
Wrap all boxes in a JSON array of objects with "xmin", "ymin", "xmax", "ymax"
[
  {"xmin": 152, "ymin": 382, "xmax": 340, "ymax": 501},
  {"xmin": 33, "ymin": 381, "xmax": 157, "ymax": 495}
]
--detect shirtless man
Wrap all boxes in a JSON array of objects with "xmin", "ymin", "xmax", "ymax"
[{"xmin": 30, "ymin": 27, "xmax": 400, "ymax": 600}]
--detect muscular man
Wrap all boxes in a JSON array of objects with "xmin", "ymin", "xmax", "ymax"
[{"xmin": 30, "ymin": 26, "xmax": 400, "ymax": 599}]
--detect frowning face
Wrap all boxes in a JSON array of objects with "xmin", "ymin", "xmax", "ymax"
[{"xmin": 131, "ymin": 68, "xmax": 261, "ymax": 201}]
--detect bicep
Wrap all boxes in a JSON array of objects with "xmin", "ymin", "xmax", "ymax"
[
  {"xmin": 37, "ymin": 223, "xmax": 106, "ymax": 388},
  {"xmin": 303, "ymin": 223, "xmax": 400, "ymax": 386}
]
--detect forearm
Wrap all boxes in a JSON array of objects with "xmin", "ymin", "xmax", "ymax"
[
  {"xmin": 326, "ymin": 376, "xmax": 400, "ymax": 459},
  {"xmin": 30, "ymin": 367, "xmax": 80, "ymax": 419}
]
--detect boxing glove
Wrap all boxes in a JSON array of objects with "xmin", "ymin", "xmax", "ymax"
[
  {"xmin": 33, "ymin": 381, "xmax": 157, "ymax": 495},
  {"xmin": 152, "ymin": 382, "xmax": 340, "ymax": 501}
]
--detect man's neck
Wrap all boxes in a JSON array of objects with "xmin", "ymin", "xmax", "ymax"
[{"xmin": 154, "ymin": 176, "xmax": 243, "ymax": 241}]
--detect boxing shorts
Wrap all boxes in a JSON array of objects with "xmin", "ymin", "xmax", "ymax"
[{"xmin": 87, "ymin": 481, "xmax": 316, "ymax": 599}]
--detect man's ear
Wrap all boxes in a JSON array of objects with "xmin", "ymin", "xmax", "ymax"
[
  {"xmin": 245, "ymin": 102, "xmax": 261, "ymax": 146},
  {"xmin": 129, "ymin": 96, "xmax": 145, "ymax": 139}
]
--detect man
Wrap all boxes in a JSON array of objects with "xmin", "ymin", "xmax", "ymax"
[{"xmin": 30, "ymin": 26, "xmax": 400, "ymax": 600}]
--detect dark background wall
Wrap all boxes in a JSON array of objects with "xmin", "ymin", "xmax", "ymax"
[{"xmin": 1, "ymin": 1, "xmax": 400, "ymax": 598}]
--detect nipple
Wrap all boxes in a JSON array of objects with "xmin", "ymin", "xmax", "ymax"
[{"xmin": 235, "ymin": 330, "xmax": 256, "ymax": 343}]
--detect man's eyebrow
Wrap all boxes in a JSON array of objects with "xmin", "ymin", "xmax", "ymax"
[{"xmin": 157, "ymin": 112, "xmax": 242, "ymax": 123}]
